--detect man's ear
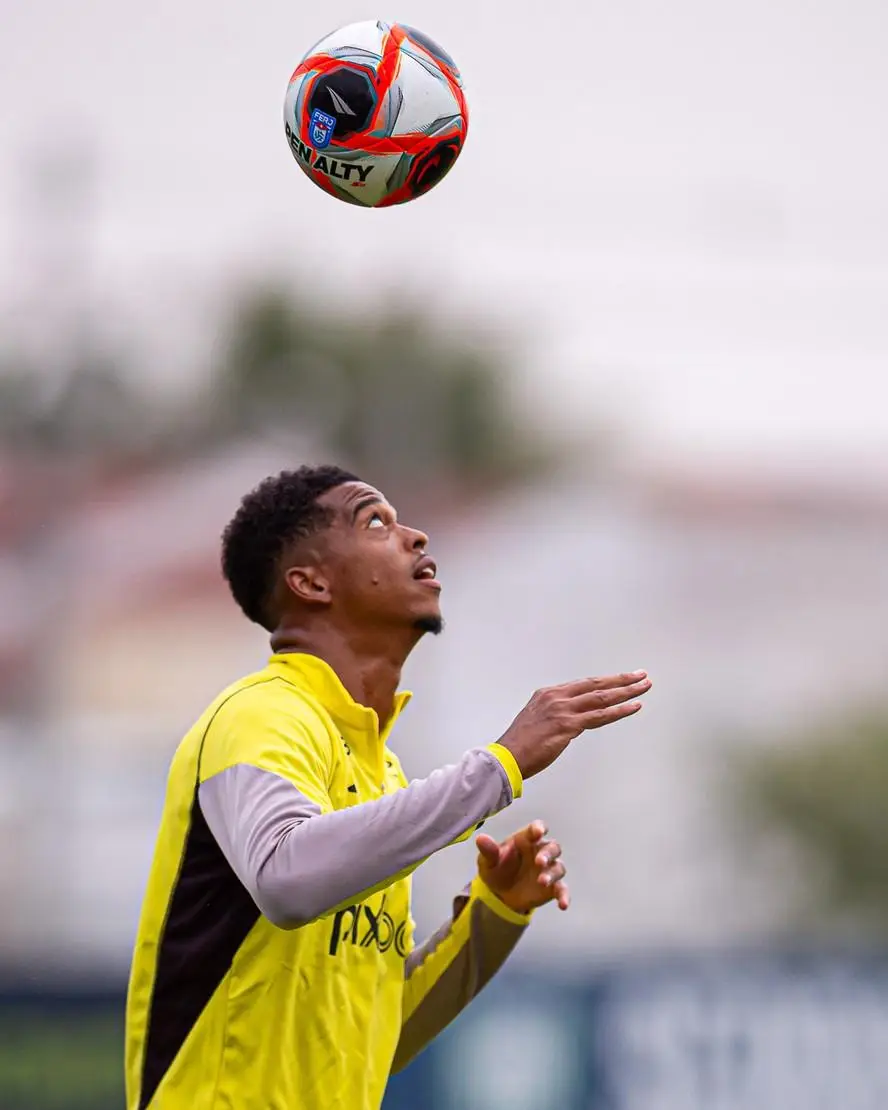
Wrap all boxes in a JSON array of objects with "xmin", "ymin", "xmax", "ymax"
[{"xmin": 284, "ymin": 565, "xmax": 332, "ymax": 606}]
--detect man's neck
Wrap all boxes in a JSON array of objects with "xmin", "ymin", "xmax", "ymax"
[{"xmin": 271, "ymin": 624, "xmax": 419, "ymax": 728}]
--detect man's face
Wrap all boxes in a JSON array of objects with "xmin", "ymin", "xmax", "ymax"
[{"xmin": 308, "ymin": 482, "xmax": 443, "ymax": 634}]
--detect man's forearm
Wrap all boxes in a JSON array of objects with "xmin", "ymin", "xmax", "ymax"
[
  {"xmin": 198, "ymin": 748, "xmax": 517, "ymax": 927},
  {"xmin": 392, "ymin": 877, "xmax": 530, "ymax": 1073}
]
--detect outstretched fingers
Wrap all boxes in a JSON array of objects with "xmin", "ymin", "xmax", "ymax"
[
  {"xmin": 569, "ymin": 676, "xmax": 652, "ymax": 727},
  {"xmin": 562, "ymin": 671, "xmax": 648, "ymax": 697}
]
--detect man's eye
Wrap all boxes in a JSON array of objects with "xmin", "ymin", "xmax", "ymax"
[{"xmin": 367, "ymin": 512, "xmax": 386, "ymax": 528}]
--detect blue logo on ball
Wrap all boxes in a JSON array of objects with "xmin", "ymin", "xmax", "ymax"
[{"xmin": 309, "ymin": 109, "xmax": 336, "ymax": 150}]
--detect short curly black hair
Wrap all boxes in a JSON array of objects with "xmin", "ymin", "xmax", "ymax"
[{"xmin": 221, "ymin": 464, "xmax": 359, "ymax": 630}]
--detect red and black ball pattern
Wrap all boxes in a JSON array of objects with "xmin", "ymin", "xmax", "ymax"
[{"xmin": 289, "ymin": 23, "xmax": 468, "ymax": 206}]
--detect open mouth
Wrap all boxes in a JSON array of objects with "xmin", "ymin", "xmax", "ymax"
[{"xmin": 413, "ymin": 556, "xmax": 440, "ymax": 587}]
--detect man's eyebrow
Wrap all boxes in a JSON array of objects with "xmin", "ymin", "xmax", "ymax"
[{"xmin": 350, "ymin": 495, "xmax": 383, "ymax": 523}]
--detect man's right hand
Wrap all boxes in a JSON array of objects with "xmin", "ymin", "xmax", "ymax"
[{"xmin": 497, "ymin": 672, "xmax": 652, "ymax": 779}]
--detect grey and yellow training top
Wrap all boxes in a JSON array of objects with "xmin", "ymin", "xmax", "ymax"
[{"xmin": 125, "ymin": 651, "xmax": 529, "ymax": 1110}]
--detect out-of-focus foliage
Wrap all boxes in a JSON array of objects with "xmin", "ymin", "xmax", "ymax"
[
  {"xmin": 735, "ymin": 710, "xmax": 888, "ymax": 935},
  {"xmin": 0, "ymin": 285, "xmax": 560, "ymax": 491},
  {"xmin": 0, "ymin": 356, "xmax": 147, "ymax": 455},
  {"xmin": 0, "ymin": 1008, "xmax": 121, "ymax": 1110},
  {"xmin": 213, "ymin": 286, "xmax": 556, "ymax": 488}
]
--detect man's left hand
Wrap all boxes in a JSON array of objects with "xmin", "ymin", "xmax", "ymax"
[{"xmin": 476, "ymin": 820, "xmax": 569, "ymax": 915}]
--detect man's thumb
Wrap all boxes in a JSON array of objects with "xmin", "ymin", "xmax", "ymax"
[{"xmin": 475, "ymin": 833, "xmax": 501, "ymax": 864}]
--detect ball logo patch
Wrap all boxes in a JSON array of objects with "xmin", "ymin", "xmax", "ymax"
[{"xmin": 308, "ymin": 109, "xmax": 336, "ymax": 150}]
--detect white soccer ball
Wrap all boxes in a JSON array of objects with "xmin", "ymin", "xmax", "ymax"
[{"xmin": 283, "ymin": 21, "xmax": 469, "ymax": 207}]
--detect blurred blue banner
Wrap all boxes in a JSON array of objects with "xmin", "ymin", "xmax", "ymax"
[{"xmin": 385, "ymin": 955, "xmax": 888, "ymax": 1110}]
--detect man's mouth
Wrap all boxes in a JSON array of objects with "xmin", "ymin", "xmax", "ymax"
[{"xmin": 413, "ymin": 556, "xmax": 440, "ymax": 587}]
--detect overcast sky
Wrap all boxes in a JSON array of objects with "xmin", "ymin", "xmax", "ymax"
[{"xmin": 3, "ymin": 0, "xmax": 887, "ymax": 472}]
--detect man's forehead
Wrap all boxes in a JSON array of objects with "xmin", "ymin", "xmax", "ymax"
[{"xmin": 319, "ymin": 481, "xmax": 389, "ymax": 516}]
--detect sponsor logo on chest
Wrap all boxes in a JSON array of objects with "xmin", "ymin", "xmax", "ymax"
[{"xmin": 329, "ymin": 893, "xmax": 409, "ymax": 958}]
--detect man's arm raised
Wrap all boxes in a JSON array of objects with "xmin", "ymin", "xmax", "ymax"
[{"xmin": 198, "ymin": 671, "xmax": 651, "ymax": 928}]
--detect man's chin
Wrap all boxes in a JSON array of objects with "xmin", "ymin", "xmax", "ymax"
[{"xmin": 413, "ymin": 613, "xmax": 445, "ymax": 636}]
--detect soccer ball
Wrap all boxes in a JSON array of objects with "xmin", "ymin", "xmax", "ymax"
[{"xmin": 283, "ymin": 21, "xmax": 468, "ymax": 207}]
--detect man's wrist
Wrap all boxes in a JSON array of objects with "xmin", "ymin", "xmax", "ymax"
[
  {"xmin": 472, "ymin": 875, "xmax": 534, "ymax": 924},
  {"xmin": 486, "ymin": 743, "xmax": 523, "ymax": 799}
]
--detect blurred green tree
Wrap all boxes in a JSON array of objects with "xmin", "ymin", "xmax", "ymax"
[
  {"xmin": 0, "ymin": 355, "xmax": 151, "ymax": 456},
  {"xmin": 0, "ymin": 284, "xmax": 562, "ymax": 493},
  {"xmin": 735, "ymin": 710, "xmax": 888, "ymax": 936},
  {"xmin": 213, "ymin": 285, "xmax": 556, "ymax": 490}
]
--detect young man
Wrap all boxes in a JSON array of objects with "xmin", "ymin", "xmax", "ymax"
[{"xmin": 125, "ymin": 465, "xmax": 651, "ymax": 1110}]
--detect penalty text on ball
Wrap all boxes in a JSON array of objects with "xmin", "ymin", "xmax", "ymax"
[{"xmin": 285, "ymin": 123, "xmax": 374, "ymax": 185}]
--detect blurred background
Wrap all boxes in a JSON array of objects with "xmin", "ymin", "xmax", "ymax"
[{"xmin": 2, "ymin": 0, "xmax": 888, "ymax": 1106}]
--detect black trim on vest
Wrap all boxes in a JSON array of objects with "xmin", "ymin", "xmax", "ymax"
[{"xmin": 138, "ymin": 795, "xmax": 260, "ymax": 1109}]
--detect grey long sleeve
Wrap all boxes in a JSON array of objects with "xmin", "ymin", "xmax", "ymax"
[{"xmin": 198, "ymin": 748, "xmax": 517, "ymax": 928}]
